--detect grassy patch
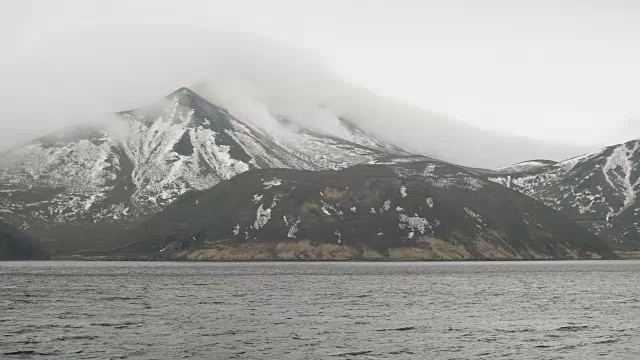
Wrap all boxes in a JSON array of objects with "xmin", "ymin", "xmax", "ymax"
[{"xmin": 615, "ymin": 251, "xmax": 640, "ymax": 260}]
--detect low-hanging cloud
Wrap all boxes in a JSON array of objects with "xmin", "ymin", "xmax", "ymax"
[{"xmin": 0, "ymin": 24, "xmax": 593, "ymax": 167}]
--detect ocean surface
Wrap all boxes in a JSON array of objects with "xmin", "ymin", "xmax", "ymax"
[{"xmin": 1, "ymin": 261, "xmax": 639, "ymax": 359}]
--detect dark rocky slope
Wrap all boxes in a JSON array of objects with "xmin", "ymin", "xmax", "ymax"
[
  {"xmin": 121, "ymin": 160, "xmax": 615, "ymax": 260},
  {"xmin": 0, "ymin": 220, "xmax": 46, "ymax": 260}
]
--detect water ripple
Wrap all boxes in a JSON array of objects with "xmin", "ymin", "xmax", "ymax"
[{"xmin": 0, "ymin": 260, "xmax": 639, "ymax": 359}]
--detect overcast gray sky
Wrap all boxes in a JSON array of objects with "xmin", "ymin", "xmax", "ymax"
[{"xmin": 1, "ymin": 0, "xmax": 639, "ymax": 167}]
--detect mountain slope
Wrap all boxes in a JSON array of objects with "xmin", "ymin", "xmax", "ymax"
[
  {"xmin": 492, "ymin": 160, "xmax": 559, "ymax": 175},
  {"xmin": 0, "ymin": 88, "xmax": 418, "ymax": 253},
  {"xmin": 120, "ymin": 160, "xmax": 614, "ymax": 260},
  {"xmin": 489, "ymin": 139, "xmax": 640, "ymax": 250},
  {"xmin": 0, "ymin": 220, "xmax": 46, "ymax": 260}
]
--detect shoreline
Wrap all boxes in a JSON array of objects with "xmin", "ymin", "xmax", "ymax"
[{"xmin": 12, "ymin": 255, "xmax": 631, "ymax": 262}]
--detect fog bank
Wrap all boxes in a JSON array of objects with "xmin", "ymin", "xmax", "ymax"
[{"xmin": 0, "ymin": 25, "xmax": 591, "ymax": 167}]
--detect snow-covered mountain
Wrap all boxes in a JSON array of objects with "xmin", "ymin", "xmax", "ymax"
[
  {"xmin": 492, "ymin": 160, "xmax": 558, "ymax": 174},
  {"xmin": 0, "ymin": 87, "xmax": 420, "ymax": 252},
  {"xmin": 489, "ymin": 139, "xmax": 640, "ymax": 250}
]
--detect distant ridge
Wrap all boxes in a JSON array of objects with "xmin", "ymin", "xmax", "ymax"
[{"xmin": 489, "ymin": 138, "xmax": 640, "ymax": 250}]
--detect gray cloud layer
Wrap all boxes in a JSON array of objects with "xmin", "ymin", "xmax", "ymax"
[{"xmin": 0, "ymin": 25, "xmax": 592, "ymax": 167}]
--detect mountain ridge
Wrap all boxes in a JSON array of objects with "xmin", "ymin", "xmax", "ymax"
[
  {"xmin": 0, "ymin": 86, "xmax": 628, "ymax": 257},
  {"xmin": 489, "ymin": 137, "xmax": 640, "ymax": 249},
  {"xmin": 118, "ymin": 160, "xmax": 615, "ymax": 260}
]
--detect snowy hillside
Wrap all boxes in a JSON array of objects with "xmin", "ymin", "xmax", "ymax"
[
  {"xmin": 492, "ymin": 160, "xmax": 557, "ymax": 174},
  {"xmin": 489, "ymin": 139, "xmax": 640, "ymax": 249},
  {"xmin": 0, "ymin": 87, "xmax": 417, "ymax": 251},
  {"xmin": 122, "ymin": 160, "xmax": 614, "ymax": 260}
]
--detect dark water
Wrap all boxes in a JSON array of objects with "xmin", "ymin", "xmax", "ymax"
[{"xmin": 1, "ymin": 261, "xmax": 639, "ymax": 359}]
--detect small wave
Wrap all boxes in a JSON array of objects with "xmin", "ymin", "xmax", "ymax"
[
  {"xmin": 557, "ymin": 325, "xmax": 588, "ymax": 332},
  {"xmin": 593, "ymin": 338, "xmax": 619, "ymax": 345},
  {"xmin": 497, "ymin": 328, "xmax": 535, "ymax": 333},
  {"xmin": 616, "ymin": 298, "xmax": 639, "ymax": 304},
  {"xmin": 4, "ymin": 350, "xmax": 56, "ymax": 356},
  {"xmin": 55, "ymin": 335, "xmax": 98, "ymax": 341},
  {"xmin": 332, "ymin": 350, "xmax": 373, "ymax": 357},
  {"xmin": 197, "ymin": 301, "xmax": 225, "ymax": 305},
  {"xmin": 201, "ymin": 330, "xmax": 241, "ymax": 337},
  {"xmin": 375, "ymin": 326, "xmax": 416, "ymax": 332},
  {"xmin": 102, "ymin": 296, "xmax": 141, "ymax": 301},
  {"xmin": 91, "ymin": 321, "xmax": 142, "ymax": 328},
  {"xmin": 388, "ymin": 349, "xmax": 415, "ymax": 355}
]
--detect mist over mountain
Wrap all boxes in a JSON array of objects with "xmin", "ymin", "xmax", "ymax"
[
  {"xmin": 4, "ymin": 4, "xmax": 640, "ymax": 360},
  {"xmin": 0, "ymin": 26, "xmax": 592, "ymax": 168},
  {"xmin": 0, "ymin": 87, "xmax": 423, "ymax": 254}
]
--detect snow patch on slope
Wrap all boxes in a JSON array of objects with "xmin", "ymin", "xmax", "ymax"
[
  {"xmin": 603, "ymin": 142, "xmax": 640, "ymax": 215},
  {"xmin": 493, "ymin": 160, "xmax": 555, "ymax": 174}
]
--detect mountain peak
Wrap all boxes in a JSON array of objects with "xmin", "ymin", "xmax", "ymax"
[
  {"xmin": 115, "ymin": 87, "xmax": 220, "ymax": 119},
  {"xmin": 0, "ymin": 84, "xmax": 427, "ymax": 254},
  {"xmin": 165, "ymin": 87, "xmax": 209, "ymax": 105},
  {"xmin": 159, "ymin": 87, "xmax": 234, "ymax": 120},
  {"xmin": 167, "ymin": 86, "xmax": 199, "ymax": 98}
]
